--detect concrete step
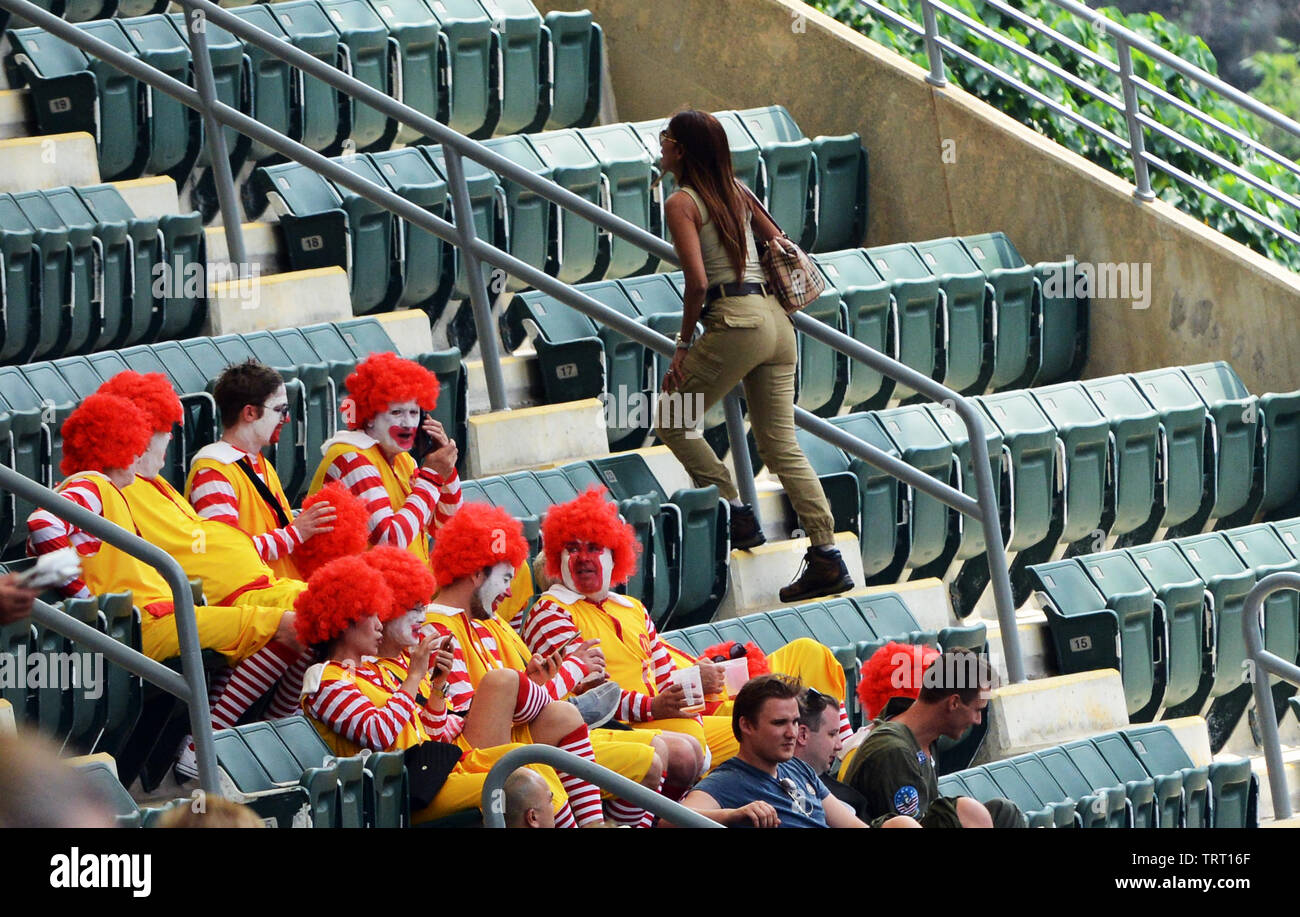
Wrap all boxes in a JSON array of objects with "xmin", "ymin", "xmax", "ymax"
[
  {"xmin": 0, "ymin": 131, "xmax": 99, "ymax": 192},
  {"xmin": 972, "ymin": 669, "xmax": 1130, "ymax": 765},
  {"xmin": 714, "ymin": 532, "xmax": 865, "ymax": 619},
  {"xmin": 205, "ymin": 265, "xmax": 351, "ymax": 337},
  {"xmin": 466, "ymin": 398, "xmax": 608, "ymax": 478},
  {"xmin": 1246, "ymin": 745, "xmax": 1300, "ymax": 823},
  {"xmin": 0, "ymin": 89, "xmax": 31, "ymax": 140}
]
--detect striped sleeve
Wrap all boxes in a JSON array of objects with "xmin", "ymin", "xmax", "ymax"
[
  {"xmin": 305, "ymin": 677, "xmax": 419, "ymax": 752},
  {"xmin": 523, "ymin": 599, "xmax": 651, "ymax": 722},
  {"xmin": 547, "ymin": 657, "xmax": 589, "ymax": 701},
  {"xmin": 188, "ymin": 465, "xmax": 303, "ymax": 563},
  {"xmin": 26, "ymin": 478, "xmax": 104, "ymax": 598},
  {"xmin": 323, "ymin": 451, "xmax": 447, "ymax": 549},
  {"xmin": 428, "ymin": 624, "xmax": 476, "ymax": 716},
  {"xmin": 430, "ymin": 470, "xmax": 462, "ymax": 533},
  {"xmin": 644, "ymin": 613, "xmax": 678, "ymax": 696}
]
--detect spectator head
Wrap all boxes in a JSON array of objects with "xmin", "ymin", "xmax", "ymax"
[
  {"xmin": 366, "ymin": 546, "xmax": 436, "ymax": 651},
  {"xmin": 290, "ymin": 483, "xmax": 370, "ymax": 580},
  {"xmin": 795, "ymin": 687, "xmax": 843, "ymax": 776},
  {"xmin": 504, "ymin": 768, "xmax": 555, "ymax": 828},
  {"xmin": 156, "ymin": 796, "xmax": 265, "ymax": 828},
  {"xmin": 857, "ymin": 641, "xmax": 941, "ymax": 722},
  {"xmin": 661, "ymin": 109, "xmax": 747, "ymax": 281},
  {"xmin": 914, "ymin": 650, "xmax": 999, "ymax": 740},
  {"xmin": 429, "ymin": 502, "xmax": 529, "ymax": 617},
  {"xmin": 0, "ymin": 732, "xmax": 116, "ymax": 828},
  {"xmin": 540, "ymin": 488, "xmax": 640, "ymax": 600},
  {"xmin": 293, "ymin": 554, "xmax": 392, "ymax": 661},
  {"xmin": 97, "ymin": 371, "xmax": 184, "ymax": 481},
  {"xmin": 731, "ymin": 674, "xmax": 804, "ymax": 767},
  {"xmin": 342, "ymin": 353, "xmax": 438, "ymax": 462},
  {"xmin": 60, "ymin": 393, "xmax": 152, "ymax": 478},
  {"xmin": 213, "ymin": 359, "xmax": 288, "ymax": 443}
]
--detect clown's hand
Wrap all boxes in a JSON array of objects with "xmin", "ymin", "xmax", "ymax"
[
  {"xmin": 428, "ymin": 637, "xmax": 454, "ymax": 687},
  {"xmin": 697, "ymin": 659, "xmax": 725, "ymax": 696},
  {"xmin": 567, "ymin": 638, "xmax": 605, "ymax": 675},
  {"xmin": 650, "ymin": 684, "xmax": 690, "ymax": 720},
  {"xmin": 293, "ymin": 501, "xmax": 336, "ymax": 540},
  {"xmin": 525, "ymin": 650, "xmax": 561, "ymax": 685},
  {"xmin": 422, "ymin": 435, "xmax": 458, "ymax": 478}
]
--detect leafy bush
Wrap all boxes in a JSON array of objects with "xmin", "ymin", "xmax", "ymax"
[{"xmin": 809, "ymin": 0, "xmax": 1300, "ymax": 270}]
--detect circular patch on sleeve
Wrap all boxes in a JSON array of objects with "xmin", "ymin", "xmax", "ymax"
[{"xmin": 893, "ymin": 785, "xmax": 921, "ymax": 817}]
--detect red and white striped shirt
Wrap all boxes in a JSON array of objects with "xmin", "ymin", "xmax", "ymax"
[
  {"xmin": 523, "ymin": 593, "xmax": 678, "ymax": 723},
  {"xmin": 188, "ymin": 448, "xmax": 302, "ymax": 563},
  {"xmin": 26, "ymin": 476, "xmax": 110, "ymax": 598},
  {"xmin": 304, "ymin": 664, "xmax": 421, "ymax": 752},
  {"xmin": 319, "ymin": 433, "xmax": 462, "ymax": 549}
]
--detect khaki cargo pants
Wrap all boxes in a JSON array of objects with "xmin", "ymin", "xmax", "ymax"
[{"xmin": 655, "ymin": 293, "xmax": 835, "ymax": 547}]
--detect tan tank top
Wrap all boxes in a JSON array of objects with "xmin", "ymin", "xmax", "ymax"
[{"xmin": 679, "ymin": 185, "xmax": 766, "ymax": 287}]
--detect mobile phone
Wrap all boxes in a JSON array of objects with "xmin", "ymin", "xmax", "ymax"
[
  {"xmin": 552, "ymin": 633, "xmax": 580, "ymax": 657},
  {"xmin": 410, "ymin": 411, "xmax": 436, "ymax": 463}
]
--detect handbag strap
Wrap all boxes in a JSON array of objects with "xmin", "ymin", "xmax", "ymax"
[
  {"xmin": 736, "ymin": 180, "xmax": 787, "ymax": 241},
  {"xmin": 235, "ymin": 456, "xmax": 293, "ymax": 529}
]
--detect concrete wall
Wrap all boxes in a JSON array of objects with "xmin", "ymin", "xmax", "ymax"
[{"xmin": 538, "ymin": 0, "xmax": 1300, "ymax": 393}]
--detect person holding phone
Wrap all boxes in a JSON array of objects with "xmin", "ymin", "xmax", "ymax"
[
  {"xmin": 0, "ymin": 575, "xmax": 37, "ymax": 625},
  {"xmin": 307, "ymin": 352, "xmax": 461, "ymax": 566},
  {"xmin": 654, "ymin": 109, "xmax": 852, "ymax": 604}
]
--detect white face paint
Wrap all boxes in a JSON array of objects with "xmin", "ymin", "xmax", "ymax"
[
  {"xmin": 251, "ymin": 383, "xmax": 289, "ymax": 449},
  {"xmin": 476, "ymin": 562, "xmax": 515, "ymax": 616},
  {"xmin": 365, "ymin": 400, "xmax": 421, "ymax": 455},
  {"xmin": 383, "ymin": 607, "xmax": 425, "ymax": 649},
  {"xmin": 134, "ymin": 431, "xmax": 171, "ymax": 479},
  {"xmin": 559, "ymin": 546, "xmax": 614, "ymax": 600}
]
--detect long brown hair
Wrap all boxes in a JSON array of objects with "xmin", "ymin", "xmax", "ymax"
[{"xmin": 667, "ymin": 109, "xmax": 750, "ymax": 280}]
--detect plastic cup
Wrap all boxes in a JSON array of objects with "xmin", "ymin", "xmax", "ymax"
[
  {"xmin": 721, "ymin": 657, "xmax": 751, "ymax": 697},
  {"xmin": 670, "ymin": 665, "xmax": 706, "ymax": 714}
]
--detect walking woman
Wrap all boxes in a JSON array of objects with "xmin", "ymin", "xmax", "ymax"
[{"xmin": 654, "ymin": 109, "xmax": 853, "ymax": 603}]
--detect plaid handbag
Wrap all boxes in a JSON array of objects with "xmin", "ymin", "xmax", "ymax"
[{"xmin": 742, "ymin": 183, "xmax": 826, "ymax": 314}]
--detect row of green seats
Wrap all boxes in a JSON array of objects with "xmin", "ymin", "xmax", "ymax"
[
  {"xmin": 5, "ymin": 1, "xmax": 602, "ymax": 188},
  {"xmin": 1030, "ymin": 519, "xmax": 1300, "ymax": 750},
  {"xmin": 938, "ymin": 724, "xmax": 1256, "ymax": 828},
  {"xmin": 0, "ymin": 184, "xmax": 205, "ymax": 365},
  {"xmin": 0, "ymin": 317, "xmax": 465, "ymax": 557},
  {"xmin": 461, "ymin": 450, "xmax": 726, "ymax": 628}
]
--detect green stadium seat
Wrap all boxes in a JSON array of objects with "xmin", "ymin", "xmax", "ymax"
[
  {"xmin": 1063, "ymin": 736, "xmax": 1155, "ymax": 828},
  {"xmin": 1256, "ymin": 389, "xmax": 1300, "ymax": 521},
  {"xmin": 0, "ymin": 612, "xmax": 33, "ymax": 714},
  {"xmin": 862, "ymin": 243, "xmax": 942, "ymax": 396},
  {"xmin": 117, "ymin": 14, "xmax": 200, "ymax": 181},
  {"xmin": 1181, "ymin": 362, "xmax": 1259, "ymax": 526},
  {"xmin": 273, "ymin": 328, "xmax": 353, "ymax": 431},
  {"xmin": 12, "ymin": 190, "xmax": 99, "ymax": 358},
  {"xmin": 1223, "ymin": 524, "xmax": 1300, "ymax": 675},
  {"xmin": 526, "ymin": 130, "xmax": 603, "ymax": 284},
  {"xmin": 937, "ymin": 620, "xmax": 988, "ymax": 652},
  {"xmin": 71, "ymin": 756, "xmax": 143, "ymax": 828},
  {"xmin": 1129, "ymin": 368, "xmax": 1210, "ymax": 536},
  {"xmin": 825, "ymin": 413, "xmax": 901, "ymax": 581},
  {"xmin": 427, "ymin": 0, "xmax": 496, "ymax": 137},
  {"xmin": 268, "ymin": 1, "xmax": 346, "ymax": 153},
  {"xmin": 975, "ymin": 392, "xmax": 1056, "ymax": 562},
  {"xmin": 504, "ymin": 290, "xmax": 603, "ymax": 404},
  {"xmin": 917, "ymin": 403, "xmax": 1002, "ymax": 577},
  {"xmin": 957, "ymin": 232, "xmax": 1042, "ymax": 389},
  {"xmin": 533, "ymin": 466, "xmax": 579, "ymax": 505},
  {"xmin": 627, "ymin": 118, "xmax": 671, "ymax": 238},
  {"xmin": 579, "ymin": 124, "xmax": 656, "ymax": 279},
  {"xmin": 710, "ymin": 111, "xmax": 763, "ymax": 196},
  {"xmin": 42, "ymin": 187, "xmax": 133, "ymax": 352},
  {"xmin": 954, "ymin": 765, "xmax": 1057, "ymax": 827},
  {"xmin": 1125, "ymin": 541, "xmax": 1212, "ymax": 715},
  {"xmin": 733, "ymin": 614, "xmax": 784, "ymax": 655},
  {"xmin": 0, "ymin": 194, "xmax": 72, "ymax": 362},
  {"xmin": 1004, "ymin": 753, "xmax": 1081, "ymax": 825},
  {"xmin": 212, "ymin": 729, "xmax": 312, "ymax": 827},
  {"xmin": 807, "ymin": 134, "xmax": 868, "ymax": 253},
  {"xmin": 226, "ymin": 5, "xmax": 296, "ymax": 164},
  {"xmin": 876, "ymin": 406, "xmax": 954, "ymax": 572},
  {"xmin": 726, "ymin": 106, "xmax": 815, "ymax": 248},
  {"xmin": 541, "ymin": 9, "xmax": 602, "ymax": 130},
  {"xmin": 366, "ymin": 0, "xmax": 441, "ymax": 147},
  {"xmin": 1029, "ymin": 382, "xmax": 1111, "ymax": 549},
  {"xmin": 0, "ymin": 214, "xmax": 37, "ymax": 365},
  {"xmin": 487, "ymin": 0, "xmax": 544, "ymax": 136},
  {"xmin": 367, "ymin": 148, "xmax": 451, "ymax": 313},
  {"xmin": 6, "ymin": 23, "xmax": 143, "ymax": 180},
  {"xmin": 115, "ymin": 0, "xmax": 169, "ymax": 23},
  {"xmin": 1121, "ymin": 724, "xmax": 1211, "ymax": 828},
  {"xmin": 1076, "ymin": 550, "xmax": 1167, "ymax": 718},
  {"xmin": 1092, "ymin": 731, "xmax": 1183, "ymax": 828},
  {"xmin": 984, "ymin": 758, "xmax": 1075, "ymax": 827},
  {"xmin": 424, "ymin": 145, "xmax": 501, "ymax": 304},
  {"xmin": 364, "ymin": 749, "xmax": 409, "ymax": 828},
  {"xmin": 910, "ymin": 237, "xmax": 992, "ymax": 395},
  {"xmin": 16, "ymin": 362, "xmax": 78, "ymax": 490},
  {"xmin": 167, "ymin": 12, "xmax": 248, "ymax": 175},
  {"xmin": 480, "ymin": 135, "xmax": 555, "ymax": 292},
  {"xmin": 327, "ymin": 155, "xmax": 406, "ymax": 312},
  {"xmin": 792, "ymin": 284, "xmax": 848, "ymax": 417},
  {"xmin": 1034, "ymin": 745, "xmax": 1128, "ymax": 828},
  {"xmin": 573, "ymin": 280, "xmax": 650, "ymax": 449},
  {"xmin": 97, "ymin": 590, "xmax": 143, "ymax": 757},
  {"xmin": 1204, "ymin": 756, "xmax": 1256, "ymax": 828},
  {"xmin": 1029, "ymin": 559, "xmax": 1128, "ymax": 695},
  {"xmin": 0, "ymin": 414, "xmax": 14, "ymax": 555},
  {"xmin": 1176, "ymin": 534, "xmax": 1256, "ymax": 705},
  {"xmin": 661, "ymin": 623, "xmax": 715, "ymax": 657},
  {"xmin": 1079, "ymin": 376, "xmax": 1162, "ymax": 541},
  {"xmin": 812, "ymin": 250, "xmax": 893, "ymax": 410},
  {"xmin": 935, "ymin": 772, "xmax": 969, "ymax": 798},
  {"xmin": 238, "ymin": 720, "xmax": 344, "ymax": 828},
  {"xmin": 317, "ymin": 0, "xmax": 393, "ymax": 152},
  {"xmin": 132, "ymin": 342, "xmax": 219, "ymax": 484},
  {"xmin": 852, "ymin": 592, "xmax": 931, "ymax": 644},
  {"xmin": 241, "ymin": 330, "xmax": 326, "ymax": 502},
  {"xmin": 0, "ymin": 368, "xmax": 56, "ymax": 554}
]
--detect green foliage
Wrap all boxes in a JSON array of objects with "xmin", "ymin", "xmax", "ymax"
[
  {"xmin": 1243, "ymin": 40, "xmax": 1300, "ymax": 162},
  {"xmin": 807, "ymin": 0, "xmax": 1300, "ymax": 270}
]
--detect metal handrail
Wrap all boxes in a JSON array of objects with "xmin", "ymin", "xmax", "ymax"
[
  {"xmin": 859, "ymin": 0, "xmax": 1300, "ymax": 254},
  {"xmin": 0, "ymin": 465, "xmax": 217, "ymax": 793},
  {"xmin": 1242, "ymin": 572, "xmax": 1300, "ymax": 821},
  {"xmin": 0, "ymin": 0, "xmax": 1023, "ymax": 682},
  {"xmin": 480, "ymin": 745, "xmax": 722, "ymax": 828}
]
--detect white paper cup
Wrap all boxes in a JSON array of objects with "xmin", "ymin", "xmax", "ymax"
[
  {"xmin": 670, "ymin": 665, "xmax": 706, "ymax": 714},
  {"xmin": 721, "ymin": 657, "xmax": 751, "ymax": 697}
]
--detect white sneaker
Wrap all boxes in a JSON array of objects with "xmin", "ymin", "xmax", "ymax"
[{"xmin": 173, "ymin": 736, "xmax": 199, "ymax": 782}]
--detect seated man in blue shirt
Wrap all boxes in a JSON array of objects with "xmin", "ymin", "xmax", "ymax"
[{"xmin": 673, "ymin": 674, "xmax": 919, "ymax": 828}]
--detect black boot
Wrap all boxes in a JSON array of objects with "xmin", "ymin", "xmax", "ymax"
[
  {"xmin": 779, "ymin": 547, "xmax": 854, "ymax": 603},
  {"xmin": 729, "ymin": 504, "xmax": 766, "ymax": 550}
]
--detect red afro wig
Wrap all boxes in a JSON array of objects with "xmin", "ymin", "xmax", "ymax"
[
  {"xmin": 365, "ymin": 546, "xmax": 436, "ymax": 621},
  {"xmin": 293, "ymin": 554, "xmax": 392, "ymax": 648},
  {"xmin": 343, "ymin": 351, "xmax": 439, "ymax": 431},
  {"xmin": 857, "ymin": 641, "xmax": 941, "ymax": 722},
  {"xmin": 292, "ymin": 483, "xmax": 371, "ymax": 579},
  {"xmin": 540, "ymin": 487, "xmax": 640, "ymax": 587},
  {"xmin": 699, "ymin": 641, "xmax": 771, "ymax": 679},
  {"xmin": 98, "ymin": 370, "xmax": 183, "ymax": 435},
  {"xmin": 61, "ymin": 394, "xmax": 152, "ymax": 477},
  {"xmin": 429, "ymin": 502, "xmax": 529, "ymax": 588}
]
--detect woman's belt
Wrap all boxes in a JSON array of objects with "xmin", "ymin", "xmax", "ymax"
[{"xmin": 705, "ymin": 281, "xmax": 769, "ymax": 304}]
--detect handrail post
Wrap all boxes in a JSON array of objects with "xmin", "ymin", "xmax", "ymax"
[
  {"xmin": 1242, "ymin": 572, "xmax": 1300, "ymax": 820},
  {"xmin": 920, "ymin": 0, "xmax": 948, "ymax": 87},
  {"xmin": 723, "ymin": 390, "xmax": 759, "ymax": 514},
  {"xmin": 1115, "ymin": 35, "xmax": 1156, "ymax": 202},
  {"xmin": 443, "ymin": 146, "xmax": 508, "ymax": 412},
  {"xmin": 178, "ymin": 0, "xmax": 247, "ymax": 266}
]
